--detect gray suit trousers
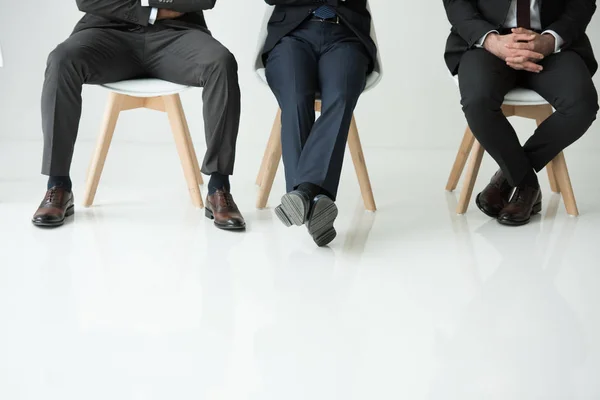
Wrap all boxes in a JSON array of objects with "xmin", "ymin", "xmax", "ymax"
[{"xmin": 41, "ymin": 24, "xmax": 240, "ymax": 176}]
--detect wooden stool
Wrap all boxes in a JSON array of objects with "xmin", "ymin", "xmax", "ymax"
[
  {"xmin": 446, "ymin": 86, "xmax": 578, "ymax": 216},
  {"xmin": 255, "ymin": 101, "xmax": 377, "ymax": 211},
  {"xmin": 82, "ymin": 79, "xmax": 204, "ymax": 209}
]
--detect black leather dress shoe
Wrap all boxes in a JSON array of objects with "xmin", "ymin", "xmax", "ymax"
[
  {"xmin": 275, "ymin": 190, "xmax": 312, "ymax": 227},
  {"xmin": 32, "ymin": 186, "xmax": 75, "ymax": 228},
  {"xmin": 476, "ymin": 169, "xmax": 514, "ymax": 218},
  {"xmin": 306, "ymin": 195, "xmax": 338, "ymax": 247},
  {"xmin": 498, "ymin": 184, "xmax": 542, "ymax": 226}
]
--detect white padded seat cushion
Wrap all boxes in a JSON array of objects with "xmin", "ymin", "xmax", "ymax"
[
  {"xmin": 101, "ymin": 79, "xmax": 190, "ymax": 97},
  {"xmin": 502, "ymin": 87, "xmax": 549, "ymax": 106},
  {"xmin": 453, "ymin": 76, "xmax": 548, "ymax": 106}
]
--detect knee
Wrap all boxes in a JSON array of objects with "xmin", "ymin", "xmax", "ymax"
[
  {"xmin": 46, "ymin": 42, "xmax": 84, "ymax": 73},
  {"xmin": 279, "ymin": 91, "xmax": 315, "ymax": 113},
  {"xmin": 270, "ymin": 81, "xmax": 315, "ymax": 112},
  {"xmin": 207, "ymin": 48, "xmax": 238, "ymax": 75},
  {"xmin": 321, "ymin": 81, "xmax": 364, "ymax": 112},
  {"xmin": 461, "ymin": 91, "xmax": 503, "ymax": 117},
  {"xmin": 555, "ymin": 85, "xmax": 599, "ymax": 123}
]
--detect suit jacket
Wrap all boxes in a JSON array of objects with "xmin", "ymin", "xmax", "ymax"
[
  {"xmin": 443, "ymin": 0, "xmax": 598, "ymax": 75},
  {"xmin": 72, "ymin": 0, "xmax": 216, "ymax": 34},
  {"xmin": 261, "ymin": 0, "xmax": 377, "ymax": 71}
]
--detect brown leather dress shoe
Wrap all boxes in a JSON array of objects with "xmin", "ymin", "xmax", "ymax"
[
  {"xmin": 476, "ymin": 169, "xmax": 514, "ymax": 218},
  {"xmin": 498, "ymin": 184, "xmax": 542, "ymax": 226},
  {"xmin": 205, "ymin": 190, "xmax": 246, "ymax": 231},
  {"xmin": 32, "ymin": 186, "xmax": 75, "ymax": 228}
]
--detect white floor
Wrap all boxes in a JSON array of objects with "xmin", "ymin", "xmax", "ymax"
[{"xmin": 1, "ymin": 140, "xmax": 600, "ymax": 400}]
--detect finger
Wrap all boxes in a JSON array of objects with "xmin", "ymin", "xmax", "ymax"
[
  {"xmin": 512, "ymin": 27, "xmax": 535, "ymax": 35},
  {"xmin": 512, "ymin": 33, "xmax": 537, "ymax": 42},
  {"xmin": 506, "ymin": 56, "xmax": 540, "ymax": 65},
  {"xmin": 507, "ymin": 62, "xmax": 525, "ymax": 70},
  {"xmin": 505, "ymin": 41, "xmax": 534, "ymax": 50},
  {"xmin": 510, "ymin": 49, "xmax": 544, "ymax": 60},
  {"xmin": 506, "ymin": 56, "xmax": 529, "ymax": 64},
  {"xmin": 522, "ymin": 61, "xmax": 544, "ymax": 72},
  {"xmin": 507, "ymin": 61, "xmax": 543, "ymax": 73}
]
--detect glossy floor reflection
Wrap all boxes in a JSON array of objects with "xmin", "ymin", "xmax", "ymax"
[{"xmin": 1, "ymin": 141, "xmax": 599, "ymax": 399}]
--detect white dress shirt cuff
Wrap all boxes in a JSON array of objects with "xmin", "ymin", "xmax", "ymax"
[
  {"xmin": 148, "ymin": 7, "xmax": 158, "ymax": 24},
  {"xmin": 140, "ymin": 0, "xmax": 158, "ymax": 24},
  {"xmin": 542, "ymin": 30, "xmax": 565, "ymax": 53},
  {"xmin": 475, "ymin": 30, "xmax": 499, "ymax": 48}
]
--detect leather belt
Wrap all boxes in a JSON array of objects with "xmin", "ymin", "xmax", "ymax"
[{"xmin": 309, "ymin": 15, "xmax": 340, "ymax": 24}]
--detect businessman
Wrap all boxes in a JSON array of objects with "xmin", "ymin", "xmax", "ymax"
[
  {"xmin": 32, "ymin": 0, "xmax": 246, "ymax": 231},
  {"xmin": 262, "ymin": 0, "xmax": 377, "ymax": 246},
  {"xmin": 444, "ymin": 0, "xmax": 598, "ymax": 226}
]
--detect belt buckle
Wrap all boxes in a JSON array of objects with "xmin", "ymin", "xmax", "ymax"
[{"xmin": 312, "ymin": 15, "xmax": 339, "ymax": 24}]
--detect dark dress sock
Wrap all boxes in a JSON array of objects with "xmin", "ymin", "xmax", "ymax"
[
  {"xmin": 48, "ymin": 176, "xmax": 72, "ymax": 192},
  {"xmin": 296, "ymin": 182, "xmax": 331, "ymax": 200},
  {"xmin": 208, "ymin": 173, "xmax": 231, "ymax": 195}
]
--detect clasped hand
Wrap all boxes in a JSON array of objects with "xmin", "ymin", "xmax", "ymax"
[
  {"xmin": 157, "ymin": 9, "xmax": 185, "ymax": 20},
  {"xmin": 484, "ymin": 28, "xmax": 556, "ymax": 73}
]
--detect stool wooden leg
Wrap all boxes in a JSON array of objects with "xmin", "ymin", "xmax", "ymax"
[
  {"xmin": 176, "ymin": 96, "xmax": 203, "ymax": 186},
  {"xmin": 164, "ymin": 94, "xmax": 204, "ymax": 209},
  {"xmin": 348, "ymin": 115, "xmax": 376, "ymax": 212},
  {"xmin": 256, "ymin": 109, "xmax": 282, "ymax": 209},
  {"xmin": 446, "ymin": 126, "xmax": 475, "ymax": 192},
  {"xmin": 457, "ymin": 140, "xmax": 485, "ymax": 215},
  {"xmin": 82, "ymin": 92, "xmax": 124, "ymax": 207},
  {"xmin": 256, "ymin": 111, "xmax": 282, "ymax": 187},
  {"xmin": 552, "ymin": 152, "xmax": 579, "ymax": 216},
  {"xmin": 545, "ymin": 161, "xmax": 560, "ymax": 193}
]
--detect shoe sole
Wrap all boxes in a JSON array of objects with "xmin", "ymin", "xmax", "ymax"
[
  {"xmin": 278, "ymin": 192, "xmax": 309, "ymax": 227},
  {"xmin": 497, "ymin": 201, "xmax": 542, "ymax": 227},
  {"xmin": 31, "ymin": 205, "xmax": 75, "ymax": 228},
  {"xmin": 274, "ymin": 205, "xmax": 293, "ymax": 227},
  {"xmin": 205, "ymin": 208, "xmax": 246, "ymax": 231},
  {"xmin": 475, "ymin": 193, "xmax": 502, "ymax": 218},
  {"xmin": 307, "ymin": 197, "xmax": 338, "ymax": 247}
]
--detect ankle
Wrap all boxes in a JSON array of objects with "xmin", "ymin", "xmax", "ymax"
[
  {"xmin": 208, "ymin": 173, "xmax": 230, "ymax": 195},
  {"xmin": 48, "ymin": 176, "xmax": 72, "ymax": 192},
  {"xmin": 296, "ymin": 183, "xmax": 322, "ymax": 200}
]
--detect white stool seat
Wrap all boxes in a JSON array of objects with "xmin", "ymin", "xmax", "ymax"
[
  {"xmin": 503, "ymin": 88, "xmax": 548, "ymax": 106},
  {"xmin": 101, "ymin": 79, "xmax": 190, "ymax": 97},
  {"xmin": 453, "ymin": 75, "xmax": 548, "ymax": 106}
]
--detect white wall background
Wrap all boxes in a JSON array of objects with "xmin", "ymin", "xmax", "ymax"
[{"xmin": 0, "ymin": 1, "xmax": 599, "ymax": 153}]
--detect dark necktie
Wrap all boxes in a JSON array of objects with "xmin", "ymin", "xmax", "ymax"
[
  {"xmin": 516, "ymin": 0, "xmax": 531, "ymax": 29},
  {"xmin": 313, "ymin": 5, "xmax": 336, "ymax": 19}
]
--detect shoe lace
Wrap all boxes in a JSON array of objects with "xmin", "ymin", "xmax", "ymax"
[
  {"xmin": 45, "ymin": 187, "xmax": 59, "ymax": 204},
  {"xmin": 514, "ymin": 187, "xmax": 532, "ymax": 204},
  {"xmin": 222, "ymin": 192, "xmax": 234, "ymax": 208}
]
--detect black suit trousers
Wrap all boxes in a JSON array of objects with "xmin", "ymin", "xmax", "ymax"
[
  {"xmin": 458, "ymin": 49, "xmax": 599, "ymax": 186},
  {"xmin": 41, "ymin": 25, "xmax": 240, "ymax": 176},
  {"xmin": 265, "ymin": 20, "xmax": 370, "ymax": 199}
]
